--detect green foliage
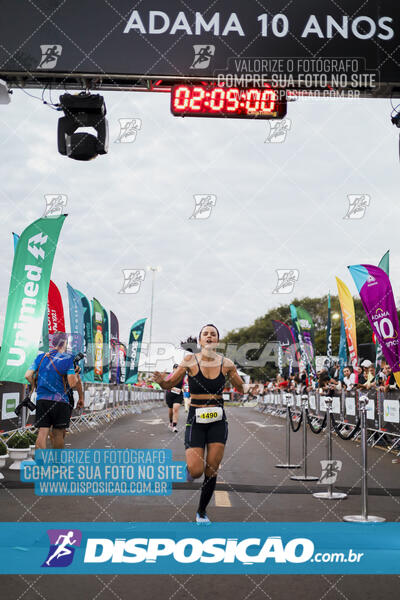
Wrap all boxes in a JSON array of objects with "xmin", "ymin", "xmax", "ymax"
[
  {"xmin": 0, "ymin": 439, "xmax": 8, "ymax": 456},
  {"xmin": 6, "ymin": 431, "xmax": 31, "ymax": 449},
  {"xmin": 24, "ymin": 429, "xmax": 38, "ymax": 445},
  {"xmin": 221, "ymin": 294, "xmax": 384, "ymax": 381}
]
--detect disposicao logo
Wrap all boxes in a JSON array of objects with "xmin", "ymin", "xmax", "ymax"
[
  {"xmin": 83, "ymin": 536, "xmax": 314, "ymax": 565},
  {"xmin": 42, "ymin": 529, "xmax": 82, "ymax": 567}
]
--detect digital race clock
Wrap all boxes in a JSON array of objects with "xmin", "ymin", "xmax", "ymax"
[{"xmin": 170, "ymin": 85, "xmax": 286, "ymax": 119}]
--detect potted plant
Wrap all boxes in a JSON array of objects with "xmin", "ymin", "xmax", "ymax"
[
  {"xmin": 7, "ymin": 431, "xmax": 31, "ymax": 470},
  {"xmin": 0, "ymin": 438, "xmax": 9, "ymax": 480}
]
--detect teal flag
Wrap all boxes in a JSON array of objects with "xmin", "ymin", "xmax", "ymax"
[
  {"xmin": 126, "ymin": 318, "xmax": 147, "ymax": 384},
  {"xmin": 378, "ymin": 250, "xmax": 389, "ymax": 277},
  {"xmin": 0, "ymin": 216, "xmax": 66, "ymax": 383},
  {"xmin": 12, "ymin": 232, "xmax": 19, "ymax": 253},
  {"xmin": 67, "ymin": 283, "xmax": 85, "ymax": 372},
  {"xmin": 76, "ymin": 289, "xmax": 94, "ymax": 383}
]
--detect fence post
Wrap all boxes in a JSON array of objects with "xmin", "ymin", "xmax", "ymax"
[
  {"xmin": 313, "ymin": 397, "xmax": 347, "ymax": 500},
  {"xmin": 290, "ymin": 394, "xmax": 319, "ymax": 482},
  {"xmin": 275, "ymin": 394, "xmax": 301, "ymax": 469},
  {"xmin": 343, "ymin": 395, "xmax": 385, "ymax": 523}
]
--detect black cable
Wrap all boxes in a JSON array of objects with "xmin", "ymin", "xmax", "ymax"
[
  {"xmin": 306, "ymin": 409, "xmax": 327, "ymax": 434},
  {"xmin": 288, "ymin": 406, "xmax": 303, "ymax": 432},
  {"xmin": 14, "ymin": 84, "xmax": 61, "ymax": 110},
  {"xmin": 331, "ymin": 413, "xmax": 361, "ymax": 440}
]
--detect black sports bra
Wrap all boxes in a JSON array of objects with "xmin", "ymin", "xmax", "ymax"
[{"xmin": 187, "ymin": 354, "xmax": 226, "ymax": 403}]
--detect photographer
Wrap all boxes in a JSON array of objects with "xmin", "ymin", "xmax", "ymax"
[{"xmin": 24, "ymin": 332, "xmax": 84, "ymax": 450}]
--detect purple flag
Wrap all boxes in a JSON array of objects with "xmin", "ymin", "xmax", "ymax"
[{"xmin": 348, "ymin": 264, "xmax": 400, "ymax": 386}]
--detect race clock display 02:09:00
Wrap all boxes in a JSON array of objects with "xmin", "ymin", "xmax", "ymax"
[{"xmin": 170, "ymin": 85, "xmax": 287, "ymax": 119}]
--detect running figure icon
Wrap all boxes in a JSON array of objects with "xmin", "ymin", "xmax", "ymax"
[{"xmin": 45, "ymin": 531, "xmax": 77, "ymax": 566}]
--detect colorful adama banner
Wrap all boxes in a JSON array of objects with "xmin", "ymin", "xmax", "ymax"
[
  {"xmin": 348, "ymin": 264, "xmax": 400, "ymax": 387},
  {"xmin": 92, "ymin": 298, "xmax": 104, "ymax": 382},
  {"xmin": 374, "ymin": 251, "xmax": 390, "ymax": 370},
  {"xmin": 0, "ymin": 216, "xmax": 66, "ymax": 383},
  {"xmin": 336, "ymin": 277, "xmax": 358, "ymax": 383},
  {"xmin": 126, "ymin": 318, "xmax": 146, "ymax": 384}
]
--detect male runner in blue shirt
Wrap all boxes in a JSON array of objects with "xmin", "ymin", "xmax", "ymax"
[{"xmin": 25, "ymin": 332, "xmax": 83, "ymax": 449}]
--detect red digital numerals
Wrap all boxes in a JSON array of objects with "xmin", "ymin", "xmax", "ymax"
[{"xmin": 171, "ymin": 85, "xmax": 285, "ymax": 118}]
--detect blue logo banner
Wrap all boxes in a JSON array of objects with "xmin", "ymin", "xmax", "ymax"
[
  {"xmin": 20, "ymin": 449, "xmax": 186, "ymax": 496},
  {"xmin": 1, "ymin": 522, "xmax": 399, "ymax": 574}
]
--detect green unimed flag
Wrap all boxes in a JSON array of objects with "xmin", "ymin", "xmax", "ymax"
[
  {"xmin": 126, "ymin": 318, "xmax": 147, "ymax": 384},
  {"xmin": 0, "ymin": 216, "xmax": 66, "ymax": 383}
]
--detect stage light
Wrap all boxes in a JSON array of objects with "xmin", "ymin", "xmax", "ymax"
[
  {"xmin": 57, "ymin": 92, "xmax": 108, "ymax": 161},
  {"xmin": 391, "ymin": 111, "xmax": 400, "ymax": 162},
  {"xmin": 0, "ymin": 79, "xmax": 11, "ymax": 104}
]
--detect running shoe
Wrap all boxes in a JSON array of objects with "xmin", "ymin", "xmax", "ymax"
[
  {"xmin": 185, "ymin": 465, "xmax": 194, "ymax": 482},
  {"xmin": 172, "ymin": 426, "xmax": 178, "ymax": 433},
  {"xmin": 196, "ymin": 512, "xmax": 211, "ymax": 525},
  {"xmin": 168, "ymin": 423, "xmax": 173, "ymax": 431}
]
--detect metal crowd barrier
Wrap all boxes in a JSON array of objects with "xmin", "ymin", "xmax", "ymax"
[
  {"xmin": 0, "ymin": 384, "xmax": 166, "ymax": 438},
  {"xmin": 255, "ymin": 389, "xmax": 400, "ymax": 454}
]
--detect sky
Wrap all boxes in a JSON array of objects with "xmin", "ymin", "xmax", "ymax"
[{"xmin": 0, "ymin": 87, "xmax": 399, "ymax": 368}]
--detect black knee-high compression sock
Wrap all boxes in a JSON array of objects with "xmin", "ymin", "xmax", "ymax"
[{"xmin": 197, "ymin": 475, "xmax": 217, "ymax": 517}]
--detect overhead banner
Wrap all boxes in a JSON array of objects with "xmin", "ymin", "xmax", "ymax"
[
  {"xmin": 92, "ymin": 298, "xmax": 104, "ymax": 382},
  {"xmin": 126, "ymin": 318, "xmax": 147, "ymax": 384},
  {"xmin": 348, "ymin": 264, "xmax": 400, "ymax": 387},
  {"xmin": 0, "ymin": 1, "xmax": 398, "ymax": 89},
  {"xmin": 47, "ymin": 280, "xmax": 65, "ymax": 336},
  {"xmin": 336, "ymin": 277, "xmax": 359, "ymax": 383},
  {"xmin": 0, "ymin": 216, "xmax": 66, "ymax": 383}
]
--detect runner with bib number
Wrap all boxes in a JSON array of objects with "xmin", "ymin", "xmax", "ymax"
[{"xmin": 154, "ymin": 324, "xmax": 244, "ymax": 524}]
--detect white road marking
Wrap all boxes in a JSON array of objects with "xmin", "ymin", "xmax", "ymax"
[
  {"xmin": 138, "ymin": 418, "xmax": 164, "ymax": 425},
  {"xmin": 245, "ymin": 421, "xmax": 284, "ymax": 428},
  {"xmin": 214, "ymin": 490, "xmax": 231, "ymax": 507}
]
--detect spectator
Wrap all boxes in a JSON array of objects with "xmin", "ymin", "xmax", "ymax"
[
  {"xmin": 342, "ymin": 366, "xmax": 356, "ymax": 391},
  {"xmin": 380, "ymin": 364, "xmax": 399, "ymax": 393}
]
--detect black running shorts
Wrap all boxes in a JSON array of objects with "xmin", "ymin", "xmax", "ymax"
[
  {"xmin": 184, "ymin": 406, "xmax": 228, "ymax": 449},
  {"xmin": 35, "ymin": 399, "xmax": 71, "ymax": 429},
  {"xmin": 165, "ymin": 394, "xmax": 183, "ymax": 408}
]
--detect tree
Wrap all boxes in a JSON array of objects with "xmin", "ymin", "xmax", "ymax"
[{"xmin": 221, "ymin": 295, "xmax": 383, "ymax": 381}]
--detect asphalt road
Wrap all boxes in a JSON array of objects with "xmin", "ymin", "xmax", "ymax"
[{"xmin": 1, "ymin": 403, "xmax": 399, "ymax": 599}]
